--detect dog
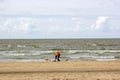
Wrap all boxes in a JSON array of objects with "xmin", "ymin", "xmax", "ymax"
[{"xmin": 44, "ymin": 58, "xmax": 51, "ymax": 62}]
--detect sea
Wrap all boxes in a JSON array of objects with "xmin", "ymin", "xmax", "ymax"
[{"xmin": 0, "ymin": 39, "xmax": 120, "ymax": 62}]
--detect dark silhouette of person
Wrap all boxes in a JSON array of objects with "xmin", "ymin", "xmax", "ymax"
[{"xmin": 54, "ymin": 52, "xmax": 61, "ymax": 62}]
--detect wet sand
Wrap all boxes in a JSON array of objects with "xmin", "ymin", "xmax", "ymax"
[{"xmin": 0, "ymin": 61, "xmax": 120, "ymax": 80}]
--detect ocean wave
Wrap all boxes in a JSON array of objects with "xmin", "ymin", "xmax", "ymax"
[
  {"xmin": 17, "ymin": 45, "xmax": 26, "ymax": 48},
  {"xmin": 0, "ymin": 49, "xmax": 120, "ymax": 62},
  {"xmin": 92, "ymin": 56, "xmax": 115, "ymax": 59},
  {"xmin": 96, "ymin": 59, "xmax": 117, "ymax": 61}
]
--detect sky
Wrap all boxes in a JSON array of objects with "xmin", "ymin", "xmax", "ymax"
[{"xmin": 0, "ymin": 0, "xmax": 120, "ymax": 39}]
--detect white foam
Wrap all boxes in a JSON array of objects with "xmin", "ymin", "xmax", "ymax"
[
  {"xmin": 67, "ymin": 50, "xmax": 120, "ymax": 54},
  {"xmin": 16, "ymin": 59, "xmax": 45, "ymax": 62},
  {"xmin": 96, "ymin": 59, "xmax": 117, "ymax": 61},
  {"xmin": 67, "ymin": 50, "xmax": 90, "ymax": 54},
  {"xmin": 7, "ymin": 45, "xmax": 11, "ymax": 47},
  {"xmin": 3, "ymin": 53, "xmax": 26, "ymax": 56},
  {"xmin": 17, "ymin": 45, "xmax": 26, "ymax": 48},
  {"xmin": 92, "ymin": 56, "xmax": 115, "ymax": 59},
  {"xmin": 39, "ymin": 50, "xmax": 55, "ymax": 53},
  {"xmin": 66, "ymin": 55, "xmax": 80, "ymax": 59},
  {"xmin": 92, "ymin": 44, "xmax": 97, "ymax": 46}
]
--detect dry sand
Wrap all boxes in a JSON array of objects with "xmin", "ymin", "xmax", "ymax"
[{"xmin": 0, "ymin": 61, "xmax": 120, "ymax": 80}]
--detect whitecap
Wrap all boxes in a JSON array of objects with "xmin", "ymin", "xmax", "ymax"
[
  {"xmin": 96, "ymin": 59, "xmax": 117, "ymax": 61},
  {"xmin": 17, "ymin": 45, "xmax": 26, "ymax": 48},
  {"xmin": 16, "ymin": 59, "xmax": 45, "ymax": 62},
  {"xmin": 92, "ymin": 56, "xmax": 115, "ymax": 59},
  {"xmin": 7, "ymin": 45, "xmax": 11, "ymax": 47}
]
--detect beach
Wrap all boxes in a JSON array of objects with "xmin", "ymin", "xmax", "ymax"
[{"xmin": 0, "ymin": 61, "xmax": 120, "ymax": 80}]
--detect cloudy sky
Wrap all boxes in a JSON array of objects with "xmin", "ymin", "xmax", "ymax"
[{"xmin": 0, "ymin": 0, "xmax": 120, "ymax": 39}]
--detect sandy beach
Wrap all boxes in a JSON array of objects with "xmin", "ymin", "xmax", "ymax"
[{"xmin": 0, "ymin": 61, "xmax": 120, "ymax": 80}]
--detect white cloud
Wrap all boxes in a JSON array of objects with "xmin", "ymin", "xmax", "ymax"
[
  {"xmin": 91, "ymin": 16, "xmax": 109, "ymax": 32},
  {"xmin": 0, "ymin": 17, "xmax": 36, "ymax": 33},
  {"xmin": 0, "ymin": 15, "xmax": 120, "ymax": 39}
]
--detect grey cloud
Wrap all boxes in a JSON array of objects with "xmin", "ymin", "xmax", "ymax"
[
  {"xmin": 0, "ymin": 0, "xmax": 4, "ymax": 3},
  {"xmin": 1, "ymin": 0, "xmax": 119, "ymax": 16},
  {"xmin": 110, "ymin": 0, "xmax": 120, "ymax": 8},
  {"xmin": 0, "ymin": 0, "xmax": 120, "ymax": 38}
]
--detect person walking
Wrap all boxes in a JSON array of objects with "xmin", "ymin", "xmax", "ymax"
[{"xmin": 54, "ymin": 52, "xmax": 61, "ymax": 62}]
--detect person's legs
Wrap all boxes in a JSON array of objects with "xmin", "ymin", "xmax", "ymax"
[
  {"xmin": 54, "ymin": 56, "xmax": 57, "ymax": 62},
  {"xmin": 57, "ymin": 56, "xmax": 60, "ymax": 61}
]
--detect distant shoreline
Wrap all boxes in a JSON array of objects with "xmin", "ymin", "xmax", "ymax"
[{"xmin": 0, "ymin": 38, "xmax": 120, "ymax": 40}]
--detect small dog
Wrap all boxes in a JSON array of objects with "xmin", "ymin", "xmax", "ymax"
[{"xmin": 44, "ymin": 58, "xmax": 51, "ymax": 62}]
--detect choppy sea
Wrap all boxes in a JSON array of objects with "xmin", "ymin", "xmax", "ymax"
[{"xmin": 0, "ymin": 39, "xmax": 120, "ymax": 62}]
